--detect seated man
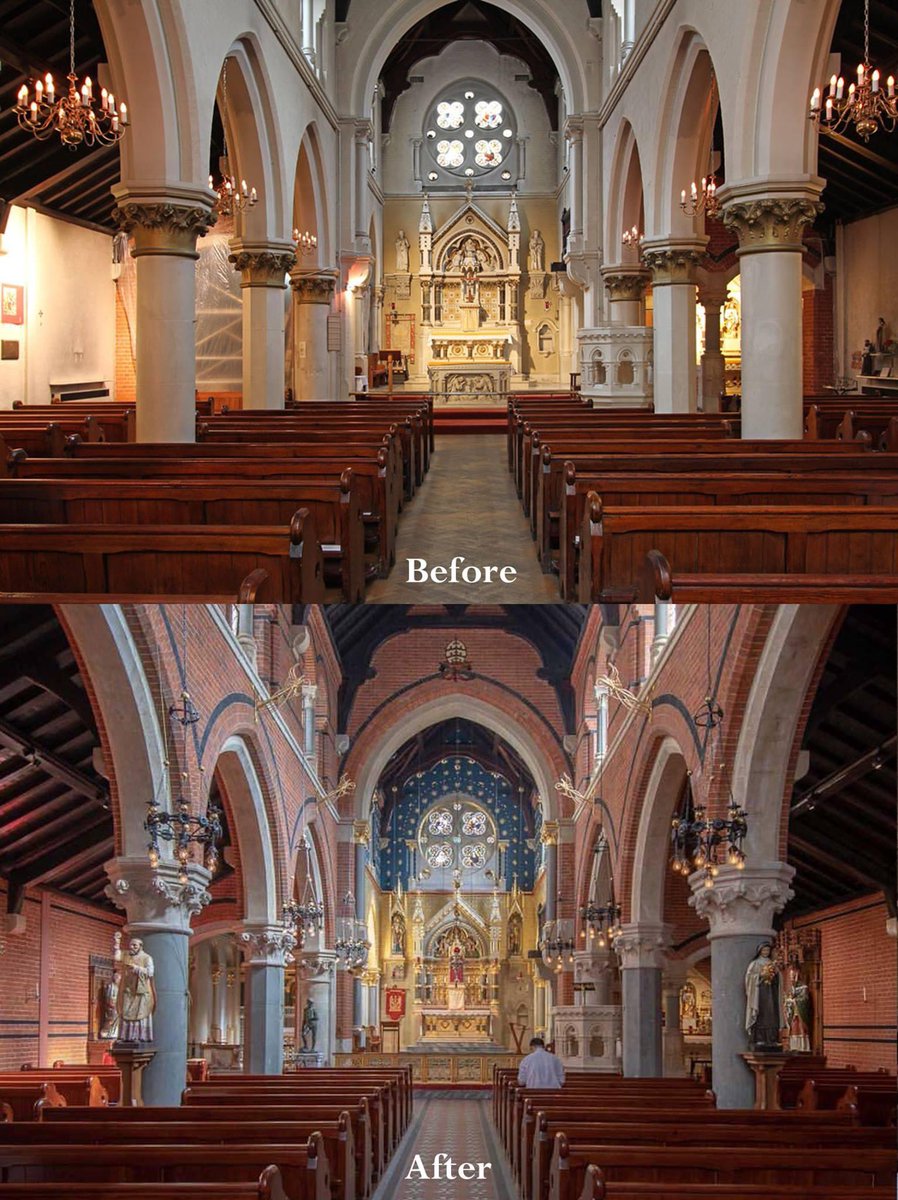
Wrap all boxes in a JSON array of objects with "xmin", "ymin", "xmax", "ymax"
[{"xmin": 517, "ymin": 1036, "xmax": 565, "ymax": 1089}]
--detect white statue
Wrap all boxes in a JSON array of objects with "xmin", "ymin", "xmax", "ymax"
[
  {"xmin": 395, "ymin": 230, "xmax": 410, "ymax": 273},
  {"xmin": 529, "ymin": 229, "xmax": 545, "ymax": 273},
  {"xmin": 115, "ymin": 931, "xmax": 156, "ymax": 1042}
]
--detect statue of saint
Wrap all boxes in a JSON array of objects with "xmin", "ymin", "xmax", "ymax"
[
  {"xmin": 744, "ymin": 942, "xmax": 784, "ymax": 1051},
  {"xmin": 507, "ymin": 914, "xmax": 522, "ymax": 957},
  {"xmin": 784, "ymin": 968, "xmax": 812, "ymax": 1053},
  {"xmin": 301, "ymin": 998, "xmax": 319, "ymax": 1051},
  {"xmin": 99, "ymin": 971, "xmax": 121, "ymax": 1040},
  {"xmin": 448, "ymin": 944, "xmax": 465, "ymax": 985},
  {"xmin": 391, "ymin": 912, "xmax": 406, "ymax": 956},
  {"xmin": 395, "ymin": 230, "xmax": 410, "ymax": 274},
  {"xmin": 115, "ymin": 935, "xmax": 156, "ymax": 1042},
  {"xmin": 529, "ymin": 229, "xmax": 545, "ymax": 273}
]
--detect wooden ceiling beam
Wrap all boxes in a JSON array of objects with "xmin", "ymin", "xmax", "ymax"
[{"xmin": 0, "ymin": 718, "xmax": 105, "ymax": 800}]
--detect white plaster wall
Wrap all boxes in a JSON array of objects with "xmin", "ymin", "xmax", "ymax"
[
  {"xmin": 839, "ymin": 207, "xmax": 898, "ymax": 377},
  {"xmin": 383, "ymin": 40, "xmax": 557, "ymax": 196},
  {"xmin": 0, "ymin": 206, "xmax": 115, "ymax": 410}
]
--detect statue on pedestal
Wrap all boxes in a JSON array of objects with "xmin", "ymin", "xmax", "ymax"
[
  {"xmin": 99, "ymin": 971, "xmax": 121, "ymax": 1040},
  {"xmin": 448, "ymin": 944, "xmax": 465, "ymax": 985},
  {"xmin": 391, "ymin": 912, "xmax": 406, "ymax": 956},
  {"xmin": 395, "ymin": 231, "xmax": 410, "ymax": 274},
  {"xmin": 784, "ymin": 967, "xmax": 812, "ymax": 1053},
  {"xmin": 744, "ymin": 942, "xmax": 784, "ymax": 1051},
  {"xmin": 301, "ymin": 998, "xmax": 319, "ymax": 1051},
  {"xmin": 114, "ymin": 931, "xmax": 156, "ymax": 1043},
  {"xmin": 528, "ymin": 229, "xmax": 545, "ymax": 274}
]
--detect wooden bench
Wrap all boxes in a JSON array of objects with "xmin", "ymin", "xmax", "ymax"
[
  {"xmin": 0, "ymin": 1164, "xmax": 296, "ymax": 1200},
  {"xmin": 0, "ymin": 1084, "xmax": 66, "ymax": 1122},
  {"xmin": 583, "ymin": 1173, "xmax": 894, "ymax": 1200},
  {"xmin": 0, "ymin": 1075, "xmax": 107, "ymax": 1110}
]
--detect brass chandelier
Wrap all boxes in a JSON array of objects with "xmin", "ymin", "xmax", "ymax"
[
  {"xmin": 810, "ymin": 0, "xmax": 897, "ymax": 142},
  {"xmin": 680, "ymin": 75, "xmax": 722, "ymax": 219},
  {"xmin": 210, "ymin": 59, "xmax": 258, "ymax": 218},
  {"xmin": 15, "ymin": 0, "xmax": 128, "ymax": 149}
]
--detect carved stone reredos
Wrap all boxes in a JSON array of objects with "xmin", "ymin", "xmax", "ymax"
[{"xmin": 428, "ymin": 202, "xmax": 519, "ymax": 277}]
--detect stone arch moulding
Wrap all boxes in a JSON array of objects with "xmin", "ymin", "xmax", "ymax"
[
  {"xmin": 294, "ymin": 123, "xmax": 333, "ymax": 267},
  {"xmin": 629, "ymin": 735, "xmax": 689, "ymax": 927},
  {"xmin": 731, "ymin": 604, "xmax": 839, "ymax": 864},
  {"xmin": 346, "ymin": 691, "xmax": 567, "ymax": 824},
  {"xmin": 213, "ymin": 736, "xmax": 280, "ymax": 926},
  {"xmin": 59, "ymin": 605, "xmax": 168, "ymax": 861},
  {"xmin": 606, "ymin": 119, "xmax": 645, "ymax": 256},
  {"xmin": 346, "ymin": 0, "xmax": 590, "ymax": 120}
]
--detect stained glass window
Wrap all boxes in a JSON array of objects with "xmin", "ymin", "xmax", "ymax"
[
  {"xmin": 418, "ymin": 798, "xmax": 497, "ymax": 873},
  {"xmin": 424, "ymin": 84, "xmax": 515, "ymax": 181}
]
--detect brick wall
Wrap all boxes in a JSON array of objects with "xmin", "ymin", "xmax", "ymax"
[
  {"xmin": 0, "ymin": 882, "xmax": 122, "ymax": 1071},
  {"xmin": 114, "ymin": 288, "xmax": 136, "ymax": 403},
  {"xmin": 803, "ymin": 271, "xmax": 835, "ymax": 393},
  {"xmin": 785, "ymin": 894, "xmax": 897, "ymax": 1071}
]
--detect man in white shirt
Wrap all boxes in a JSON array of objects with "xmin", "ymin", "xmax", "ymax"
[{"xmin": 517, "ymin": 1036, "xmax": 565, "ymax": 1088}]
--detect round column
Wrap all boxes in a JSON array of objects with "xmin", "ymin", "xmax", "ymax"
[
  {"xmin": 352, "ymin": 823, "xmax": 370, "ymax": 1032},
  {"xmin": 112, "ymin": 186, "xmax": 216, "ymax": 442},
  {"xmin": 298, "ymin": 951, "xmax": 336, "ymax": 1064},
  {"xmin": 191, "ymin": 940, "xmax": 213, "ymax": 1049},
  {"xmin": 238, "ymin": 923, "xmax": 295, "ymax": 1075},
  {"xmin": 689, "ymin": 863, "xmax": 795, "ymax": 1107},
  {"xmin": 698, "ymin": 281, "xmax": 728, "ymax": 414},
  {"xmin": 106, "ymin": 858, "xmax": 211, "ymax": 1106},
  {"xmin": 564, "ymin": 118, "xmax": 584, "ymax": 255},
  {"xmin": 641, "ymin": 241, "xmax": 706, "ymax": 414},
  {"xmin": 354, "ymin": 122, "xmax": 372, "ymax": 249},
  {"xmin": 542, "ymin": 822, "xmax": 559, "ymax": 922},
  {"xmin": 661, "ymin": 959, "xmax": 688, "ymax": 1077},
  {"xmin": 229, "ymin": 242, "xmax": 296, "ymax": 411},
  {"xmin": 602, "ymin": 267, "xmax": 650, "ymax": 327},
  {"xmin": 291, "ymin": 272, "xmax": 337, "ymax": 401},
  {"xmin": 720, "ymin": 186, "xmax": 824, "ymax": 438},
  {"xmin": 614, "ymin": 923, "xmax": 668, "ymax": 1077}
]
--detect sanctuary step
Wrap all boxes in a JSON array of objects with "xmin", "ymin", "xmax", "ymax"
[{"xmin": 432, "ymin": 407, "xmax": 507, "ymax": 434}]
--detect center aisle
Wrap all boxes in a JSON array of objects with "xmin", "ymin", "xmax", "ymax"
[
  {"xmin": 366, "ymin": 434, "xmax": 560, "ymax": 602},
  {"xmin": 373, "ymin": 1093, "xmax": 517, "ymax": 1200}
]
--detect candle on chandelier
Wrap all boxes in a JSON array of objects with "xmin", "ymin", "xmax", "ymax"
[
  {"xmin": 30, "ymin": 101, "xmax": 38, "ymax": 123},
  {"xmin": 241, "ymin": 179, "xmax": 248, "ymax": 197},
  {"xmin": 35, "ymin": 79, "xmax": 43, "ymax": 102},
  {"xmin": 836, "ymin": 76, "xmax": 844, "ymax": 99},
  {"xmin": 888, "ymin": 76, "xmax": 895, "ymax": 98},
  {"xmin": 828, "ymin": 74, "xmax": 837, "ymax": 96},
  {"xmin": 18, "ymin": 84, "xmax": 28, "ymax": 107},
  {"xmin": 857, "ymin": 63, "xmax": 865, "ymax": 87},
  {"xmin": 101, "ymin": 88, "xmax": 108, "ymax": 111},
  {"xmin": 680, "ymin": 189, "xmax": 686, "ymax": 204},
  {"xmin": 111, "ymin": 111, "xmax": 119, "ymax": 132},
  {"xmin": 810, "ymin": 87, "xmax": 821, "ymax": 111},
  {"xmin": 825, "ymin": 96, "xmax": 834, "ymax": 121},
  {"xmin": 872, "ymin": 69, "xmax": 880, "ymax": 93},
  {"xmin": 45, "ymin": 73, "xmax": 54, "ymax": 102},
  {"xmin": 691, "ymin": 181, "xmax": 699, "ymax": 200},
  {"xmin": 120, "ymin": 102, "xmax": 128, "ymax": 125}
]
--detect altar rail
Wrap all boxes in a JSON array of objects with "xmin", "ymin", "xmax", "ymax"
[{"xmin": 334, "ymin": 1051, "xmax": 521, "ymax": 1083}]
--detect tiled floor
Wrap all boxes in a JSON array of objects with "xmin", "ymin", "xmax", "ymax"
[
  {"xmin": 366, "ymin": 434, "xmax": 561, "ymax": 603},
  {"xmin": 374, "ymin": 1093, "xmax": 515, "ymax": 1200}
]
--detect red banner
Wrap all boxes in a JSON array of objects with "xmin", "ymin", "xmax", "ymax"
[{"xmin": 385, "ymin": 988, "xmax": 406, "ymax": 1020}]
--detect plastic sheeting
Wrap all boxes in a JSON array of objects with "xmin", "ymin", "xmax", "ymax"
[{"xmin": 196, "ymin": 233, "xmax": 243, "ymax": 390}]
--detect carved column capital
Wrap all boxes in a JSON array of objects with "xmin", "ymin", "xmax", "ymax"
[
  {"xmin": 112, "ymin": 185, "xmax": 217, "ymax": 259},
  {"xmin": 613, "ymin": 922, "xmax": 670, "ymax": 970},
  {"xmin": 689, "ymin": 863, "xmax": 795, "ymax": 939},
  {"xmin": 540, "ymin": 821, "xmax": 559, "ymax": 846},
  {"xmin": 721, "ymin": 196, "xmax": 824, "ymax": 254},
  {"xmin": 353, "ymin": 821, "xmax": 370, "ymax": 846},
  {"xmin": 640, "ymin": 240, "xmax": 707, "ymax": 286},
  {"xmin": 601, "ymin": 266, "xmax": 651, "ymax": 302},
  {"xmin": 105, "ymin": 858, "xmax": 211, "ymax": 935},
  {"xmin": 291, "ymin": 271, "xmax": 338, "ymax": 304},
  {"xmin": 229, "ymin": 241, "xmax": 296, "ymax": 287},
  {"xmin": 237, "ymin": 923, "xmax": 296, "ymax": 966}
]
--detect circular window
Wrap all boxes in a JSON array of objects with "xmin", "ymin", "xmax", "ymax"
[
  {"xmin": 418, "ymin": 798, "xmax": 497, "ymax": 873},
  {"xmin": 424, "ymin": 84, "xmax": 515, "ymax": 181}
]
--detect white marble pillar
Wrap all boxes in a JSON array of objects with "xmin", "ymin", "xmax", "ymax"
[
  {"xmin": 229, "ymin": 242, "xmax": 296, "ymax": 411},
  {"xmin": 565, "ymin": 118, "xmax": 584, "ymax": 256},
  {"xmin": 652, "ymin": 601, "xmax": 671, "ymax": 664},
  {"xmin": 721, "ymin": 185, "xmax": 824, "ymax": 438},
  {"xmin": 235, "ymin": 604, "xmax": 257, "ymax": 669},
  {"xmin": 602, "ymin": 267, "xmax": 650, "ymax": 327},
  {"xmin": 641, "ymin": 240, "xmax": 706, "ymax": 415},
  {"xmin": 698, "ymin": 281, "xmax": 728, "ymax": 414},
  {"xmin": 301, "ymin": 0, "xmax": 316, "ymax": 64},
  {"xmin": 689, "ymin": 863, "xmax": 795, "ymax": 1107},
  {"xmin": 301, "ymin": 683, "xmax": 318, "ymax": 760},
  {"xmin": 291, "ymin": 271, "xmax": 337, "ymax": 401},
  {"xmin": 354, "ymin": 122, "xmax": 372, "ymax": 249},
  {"xmin": 112, "ymin": 185, "xmax": 217, "ymax": 442},
  {"xmin": 105, "ymin": 858, "xmax": 211, "ymax": 1105},
  {"xmin": 238, "ymin": 923, "xmax": 295, "ymax": 1074},
  {"xmin": 614, "ymin": 923, "xmax": 668, "ymax": 1078}
]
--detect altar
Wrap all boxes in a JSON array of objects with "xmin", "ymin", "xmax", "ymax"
[{"xmin": 418, "ymin": 1006, "xmax": 495, "ymax": 1043}]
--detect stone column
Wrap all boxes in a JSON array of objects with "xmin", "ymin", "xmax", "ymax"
[
  {"xmin": 542, "ymin": 822, "xmax": 559, "ymax": 922},
  {"xmin": 352, "ymin": 823, "xmax": 369, "ymax": 1031},
  {"xmin": 229, "ymin": 242, "xmax": 296, "ymax": 411},
  {"xmin": 105, "ymin": 858, "xmax": 211, "ymax": 1105},
  {"xmin": 210, "ymin": 955, "xmax": 225, "ymax": 1043},
  {"xmin": 354, "ymin": 122, "xmax": 373, "ymax": 250},
  {"xmin": 602, "ymin": 268, "xmax": 650, "ymax": 327},
  {"xmin": 291, "ymin": 271, "xmax": 337, "ymax": 401},
  {"xmin": 301, "ymin": 0, "xmax": 316, "ymax": 64},
  {"xmin": 238, "ymin": 923, "xmax": 295, "ymax": 1074},
  {"xmin": 689, "ymin": 863, "xmax": 795, "ymax": 1107},
  {"xmin": 698, "ymin": 280, "xmax": 728, "ymax": 414},
  {"xmin": 641, "ymin": 240, "xmax": 706, "ymax": 414},
  {"xmin": 661, "ymin": 958, "xmax": 688, "ymax": 1077},
  {"xmin": 614, "ymin": 923, "xmax": 667, "ymax": 1077},
  {"xmin": 720, "ymin": 185, "xmax": 824, "ymax": 438},
  {"xmin": 301, "ymin": 683, "xmax": 318, "ymax": 760},
  {"xmin": 652, "ymin": 601, "xmax": 671, "ymax": 665},
  {"xmin": 299, "ymin": 951, "xmax": 336, "ymax": 1064},
  {"xmin": 564, "ymin": 118, "xmax": 584, "ymax": 256},
  {"xmin": 112, "ymin": 186, "xmax": 216, "ymax": 442}
]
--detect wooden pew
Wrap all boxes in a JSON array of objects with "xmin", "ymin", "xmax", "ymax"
[
  {"xmin": 0, "ymin": 475, "xmax": 364, "ymax": 602},
  {"xmin": 0, "ymin": 1074, "xmax": 107, "ymax": 1109},
  {"xmin": 547, "ymin": 1132, "xmax": 896, "ymax": 1200},
  {"xmin": 29, "ymin": 1115, "xmax": 356, "ymax": 1200},
  {"xmin": 577, "ymin": 502, "xmax": 898, "ymax": 602},
  {"xmin": 797, "ymin": 1076, "xmax": 897, "ymax": 1125},
  {"xmin": 583, "ymin": 1171, "xmax": 894, "ymax": 1200},
  {"xmin": 0, "ymin": 514, "xmax": 324, "ymax": 602},
  {"xmin": 0, "ymin": 1084, "xmax": 65, "ymax": 1122},
  {"xmin": 0, "ymin": 1164, "xmax": 295, "ymax": 1200},
  {"xmin": 0, "ymin": 1141, "xmax": 330, "ymax": 1200}
]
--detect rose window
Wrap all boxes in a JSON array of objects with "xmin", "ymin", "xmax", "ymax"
[
  {"xmin": 474, "ymin": 139, "xmax": 503, "ymax": 168},
  {"xmin": 418, "ymin": 798, "xmax": 497, "ymax": 873},
  {"xmin": 426, "ymin": 843, "xmax": 454, "ymax": 868},
  {"xmin": 423, "ymin": 84, "xmax": 516, "ymax": 181},
  {"xmin": 437, "ymin": 101, "xmax": 465, "ymax": 129},
  {"xmin": 436, "ymin": 139, "xmax": 465, "ymax": 169},
  {"xmin": 428, "ymin": 808, "xmax": 454, "ymax": 835}
]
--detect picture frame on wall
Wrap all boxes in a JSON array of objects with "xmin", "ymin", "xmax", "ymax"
[{"xmin": 1, "ymin": 284, "xmax": 24, "ymax": 326}]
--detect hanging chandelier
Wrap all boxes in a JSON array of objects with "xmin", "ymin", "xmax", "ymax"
[
  {"xmin": 283, "ymin": 833, "xmax": 325, "ymax": 943},
  {"xmin": 580, "ymin": 896, "xmax": 622, "ymax": 949},
  {"xmin": 541, "ymin": 919, "xmax": 575, "ymax": 973},
  {"xmin": 680, "ymin": 74, "xmax": 722, "ymax": 219},
  {"xmin": 210, "ymin": 59, "xmax": 258, "ymax": 218},
  {"xmin": 293, "ymin": 229, "xmax": 318, "ymax": 256},
  {"xmin": 809, "ymin": 0, "xmax": 897, "ymax": 142},
  {"xmin": 15, "ymin": 0, "xmax": 128, "ymax": 149},
  {"xmin": 334, "ymin": 891, "xmax": 370, "ymax": 972}
]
